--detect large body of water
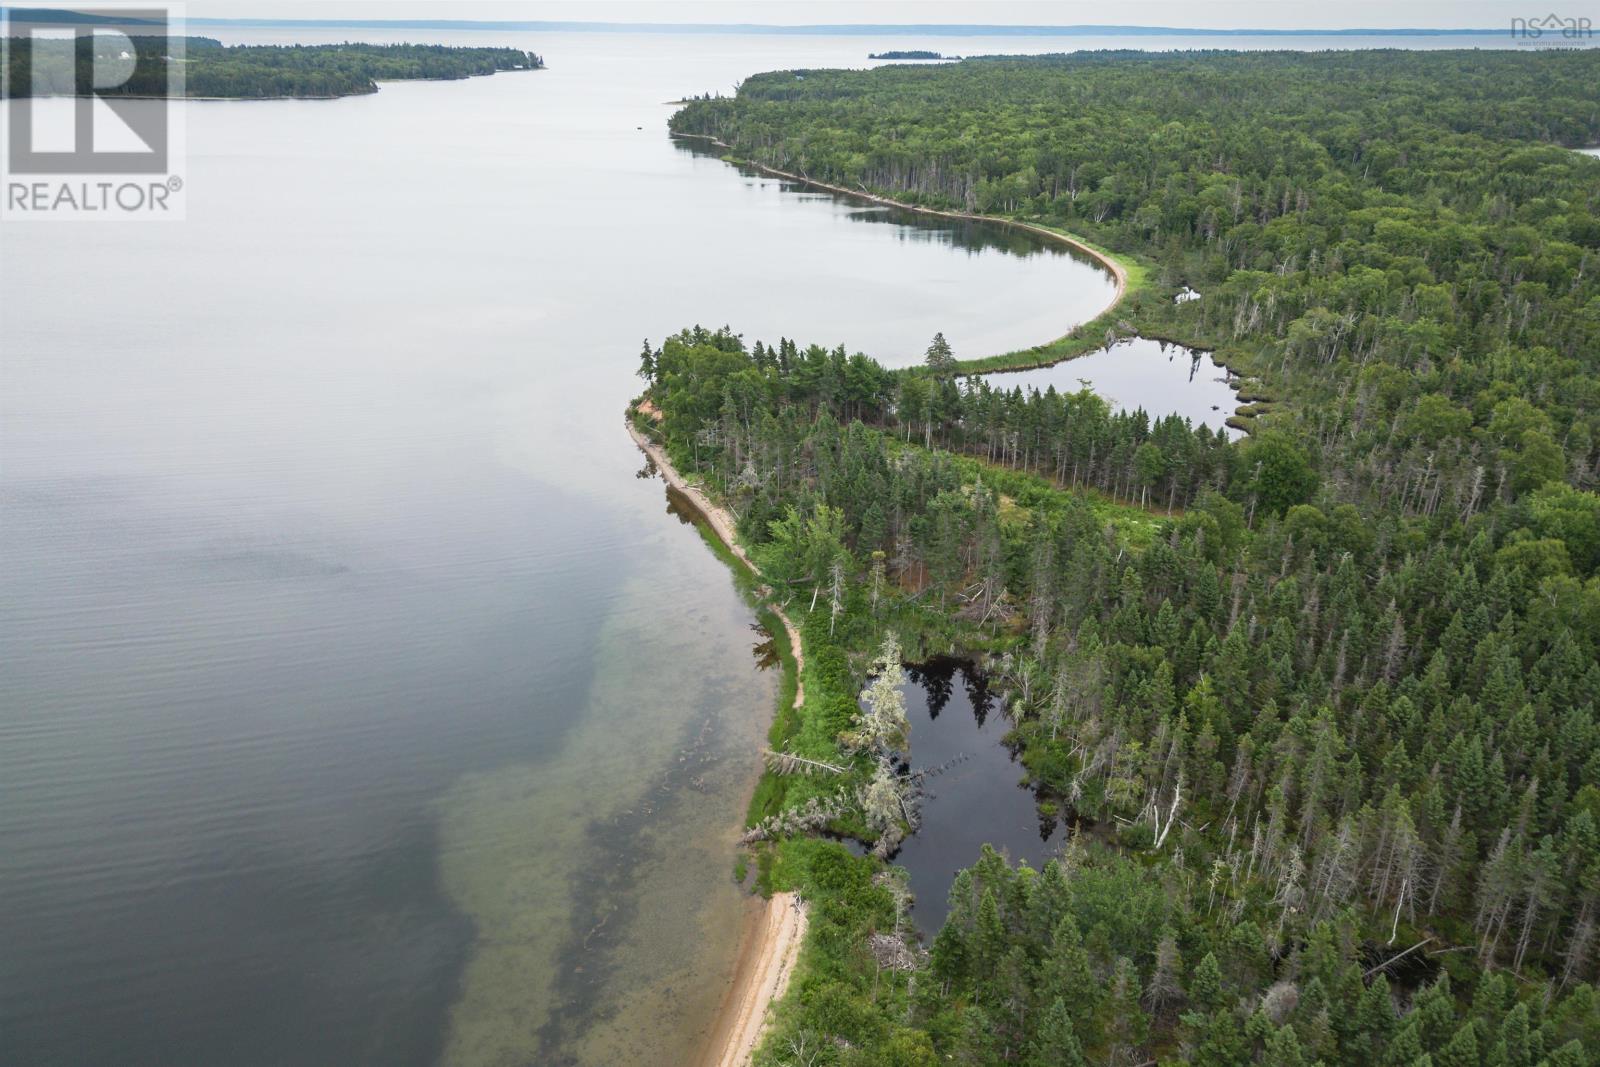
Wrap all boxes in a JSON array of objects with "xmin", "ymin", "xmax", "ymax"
[
  {"xmin": 0, "ymin": 30, "xmax": 1113, "ymax": 1067},
  {"xmin": 4, "ymin": 27, "xmax": 1582, "ymax": 1067}
]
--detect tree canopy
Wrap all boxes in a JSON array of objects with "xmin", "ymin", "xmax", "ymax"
[
  {"xmin": 1, "ymin": 37, "xmax": 542, "ymax": 99},
  {"xmin": 644, "ymin": 47, "xmax": 1600, "ymax": 1067}
]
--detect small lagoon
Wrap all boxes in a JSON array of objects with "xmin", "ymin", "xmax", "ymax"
[{"xmin": 980, "ymin": 337, "xmax": 1244, "ymax": 437}]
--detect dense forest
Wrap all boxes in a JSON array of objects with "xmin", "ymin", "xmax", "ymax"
[
  {"xmin": 637, "ymin": 48, "xmax": 1600, "ymax": 1067},
  {"xmin": 0, "ymin": 37, "xmax": 541, "ymax": 98}
]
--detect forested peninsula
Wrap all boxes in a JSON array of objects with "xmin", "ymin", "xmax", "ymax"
[
  {"xmin": 0, "ymin": 37, "xmax": 542, "ymax": 98},
  {"xmin": 637, "ymin": 48, "xmax": 1600, "ymax": 1067}
]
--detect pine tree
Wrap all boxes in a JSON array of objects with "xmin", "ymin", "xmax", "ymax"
[
  {"xmin": 1411, "ymin": 975, "xmax": 1457, "ymax": 1050},
  {"xmin": 1543, "ymin": 1041, "xmax": 1587, "ymax": 1067},
  {"xmin": 1025, "ymin": 998, "xmax": 1086, "ymax": 1067},
  {"xmin": 1189, "ymin": 951, "xmax": 1227, "ymax": 1012},
  {"xmin": 854, "ymin": 632, "xmax": 909, "ymax": 755},
  {"xmin": 1041, "ymin": 916, "xmax": 1102, "ymax": 1044},
  {"xmin": 862, "ymin": 758, "xmax": 906, "ymax": 856},
  {"xmin": 973, "ymin": 888, "xmax": 1006, "ymax": 985},
  {"xmin": 637, "ymin": 338, "xmax": 656, "ymax": 383},
  {"xmin": 1354, "ymin": 974, "xmax": 1399, "ymax": 1064},
  {"xmin": 1495, "ymin": 1001, "xmax": 1533, "ymax": 1067},
  {"xmin": 1101, "ymin": 955, "xmax": 1149, "ymax": 1062},
  {"xmin": 1434, "ymin": 1021, "xmax": 1479, "ymax": 1067},
  {"xmin": 1264, "ymin": 1022, "xmax": 1309, "ymax": 1067},
  {"xmin": 1384, "ymin": 1020, "xmax": 1426, "ymax": 1067}
]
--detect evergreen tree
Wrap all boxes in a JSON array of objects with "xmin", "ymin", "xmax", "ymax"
[{"xmin": 925, "ymin": 332, "xmax": 956, "ymax": 377}]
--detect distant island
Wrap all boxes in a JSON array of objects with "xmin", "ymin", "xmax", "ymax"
[
  {"xmin": 0, "ymin": 37, "xmax": 543, "ymax": 99},
  {"xmin": 868, "ymin": 50, "xmax": 951, "ymax": 60}
]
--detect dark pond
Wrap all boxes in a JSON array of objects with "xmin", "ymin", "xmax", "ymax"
[{"xmin": 891, "ymin": 658, "xmax": 1066, "ymax": 934}]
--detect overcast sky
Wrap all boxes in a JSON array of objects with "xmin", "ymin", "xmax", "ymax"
[{"xmin": 180, "ymin": 0, "xmax": 1565, "ymax": 30}]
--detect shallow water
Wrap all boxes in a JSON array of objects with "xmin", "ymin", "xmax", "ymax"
[
  {"xmin": 981, "ymin": 337, "xmax": 1243, "ymax": 437},
  {"xmin": 0, "ymin": 29, "xmax": 1113, "ymax": 1067},
  {"xmin": 2, "ymin": 26, "xmax": 1553, "ymax": 1067}
]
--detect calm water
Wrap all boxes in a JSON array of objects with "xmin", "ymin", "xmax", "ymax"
[
  {"xmin": 0, "ymin": 30, "xmax": 1113, "ymax": 1067},
  {"xmin": 891, "ymin": 660, "xmax": 1065, "ymax": 934},
  {"xmin": 2, "ymin": 28, "xmax": 1553, "ymax": 1067},
  {"xmin": 982, "ymin": 337, "xmax": 1243, "ymax": 437}
]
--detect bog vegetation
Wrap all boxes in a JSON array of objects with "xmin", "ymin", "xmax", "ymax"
[{"xmin": 638, "ymin": 47, "xmax": 1600, "ymax": 1066}]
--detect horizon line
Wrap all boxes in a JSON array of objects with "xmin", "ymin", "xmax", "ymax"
[
  {"xmin": 184, "ymin": 21, "xmax": 1513, "ymax": 37},
  {"xmin": 0, "ymin": 11, "xmax": 1518, "ymax": 36}
]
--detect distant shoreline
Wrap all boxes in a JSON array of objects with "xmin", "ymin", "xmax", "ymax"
[
  {"xmin": 170, "ymin": 18, "xmax": 1517, "ymax": 37},
  {"xmin": 5, "ymin": 67, "xmax": 540, "ymax": 103}
]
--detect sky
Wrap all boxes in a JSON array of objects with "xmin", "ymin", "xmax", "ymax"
[{"xmin": 177, "ymin": 0, "xmax": 1564, "ymax": 30}]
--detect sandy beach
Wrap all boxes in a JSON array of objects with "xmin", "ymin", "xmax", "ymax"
[{"xmin": 699, "ymin": 892, "xmax": 809, "ymax": 1067}]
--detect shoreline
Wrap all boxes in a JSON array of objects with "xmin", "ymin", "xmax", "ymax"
[
  {"xmin": 627, "ymin": 418, "xmax": 807, "ymax": 706},
  {"xmin": 699, "ymin": 892, "xmax": 808, "ymax": 1067},
  {"xmin": 26, "ymin": 67, "xmax": 542, "ymax": 104},
  {"xmin": 672, "ymin": 132, "xmax": 1130, "ymax": 316},
  {"xmin": 624, "ymin": 145, "xmax": 1141, "ymax": 1066},
  {"xmin": 627, "ymin": 417, "xmax": 811, "ymax": 1067},
  {"xmin": 675, "ymin": 134, "xmax": 1266, "ymax": 432},
  {"xmin": 627, "ymin": 140, "xmax": 1229, "ymax": 1063}
]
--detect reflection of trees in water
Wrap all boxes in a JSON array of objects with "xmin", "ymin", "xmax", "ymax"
[
  {"xmin": 749, "ymin": 622, "xmax": 779, "ymax": 671},
  {"xmin": 1036, "ymin": 802, "xmax": 1057, "ymax": 842},
  {"xmin": 964, "ymin": 669, "xmax": 994, "ymax": 727},
  {"xmin": 672, "ymin": 136, "xmax": 1086, "ymax": 263},
  {"xmin": 905, "ymin": 656, "xmax": 993, "ymax": 726},
  {"xmin": 1149, "ymin": 339, "xmax": 1222, "ymax": 389},
  {"xmin": 844, "ymin": 209, "xmax": 1053, "ymax": 260},
  {"xmin": 674, "ymin": 136, "xmax": 734, "ymax": 161},
  {"xmin": 904, "ymin": 659, "xmax": 954, "ymax": 720}
]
